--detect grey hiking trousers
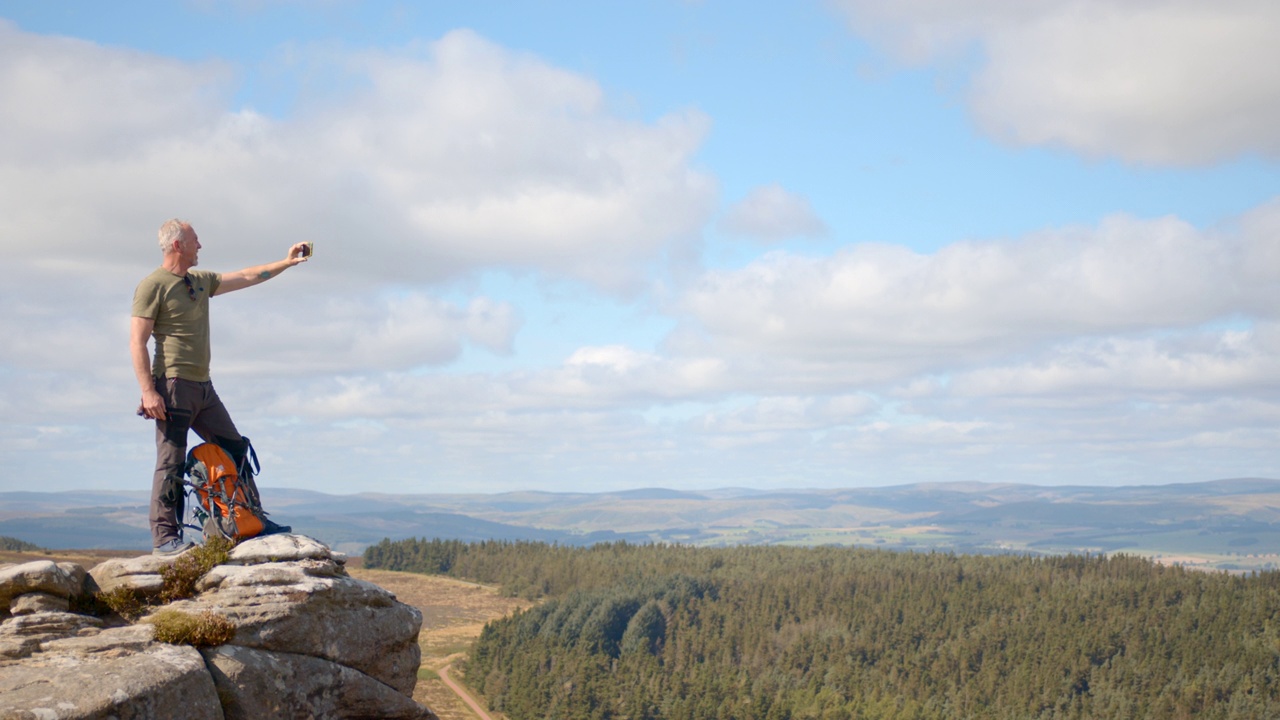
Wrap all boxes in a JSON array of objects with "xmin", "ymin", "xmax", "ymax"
[{"xmin": 149, "ymin": 377, "xmax": 245, "ymax": 548}]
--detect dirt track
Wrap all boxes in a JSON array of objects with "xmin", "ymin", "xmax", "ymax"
[
  {"xmin": 349, "ymin": 567, "xmax": 530, "ymax": 720},
  {"xmin": 439, "ymin": 664, "xmax": 495, "ymax": 720}
]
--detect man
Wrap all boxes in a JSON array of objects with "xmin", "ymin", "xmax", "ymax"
[{"xmin": 131, "ymin": 219, "xmax": 310, "ymax": 555}]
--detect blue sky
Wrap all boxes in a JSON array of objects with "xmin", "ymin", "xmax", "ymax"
[{"xmin": 1, "ymin": 0, "xmax": 1278, "ymax": 495}]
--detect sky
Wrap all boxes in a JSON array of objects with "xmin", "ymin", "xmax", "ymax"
[{"xmin": 1, "ymin": 0, "xmax": 1278, "ymax": 496}]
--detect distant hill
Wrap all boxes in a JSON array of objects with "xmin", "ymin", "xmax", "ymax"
[{"xmin": 3, "ymin": 478, "xmax": 1278, "ymax": 570}]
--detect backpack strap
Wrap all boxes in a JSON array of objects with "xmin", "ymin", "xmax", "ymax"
[
  {"xmin": 237, "ymin": 436, "xmax": 264, "ymax": 510},
  {"xmin": 240, "ymin": 436, "xmax": 261, "ymax": 478}
]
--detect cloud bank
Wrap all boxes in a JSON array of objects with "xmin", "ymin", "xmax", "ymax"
[
  {"xmin": 0, "ymin": 22, "xmax": 714, "ymax": 381},
  {"xmin": 1, "ymin": 13, "xmax": 1276, "ymax": 493},
  {"xmin": 831, "ymin": 0, "xmax": 1280, "ymax": 165}
]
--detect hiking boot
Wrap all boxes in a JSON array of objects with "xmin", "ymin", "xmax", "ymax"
[
  {"xmin": 153, "ymin": 538, "xmax": 195, "ymax": 556},
  {"xmin": 260, "ymin": 517, "xmax": 292, "ymax": 536}
]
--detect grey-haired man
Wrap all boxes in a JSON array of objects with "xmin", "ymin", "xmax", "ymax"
[{"xmin": 131, "ymin": 219, "xmax": 309, "ymax": 555}]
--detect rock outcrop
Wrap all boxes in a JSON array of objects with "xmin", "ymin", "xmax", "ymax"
[{"xmin": 0, "ymin": 534, "xmax": 438, "ymax": 720}]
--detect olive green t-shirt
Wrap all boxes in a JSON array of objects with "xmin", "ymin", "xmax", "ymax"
[{"xmin": 131, "ymin": 268, "xmax": 222, "ymax": 381}]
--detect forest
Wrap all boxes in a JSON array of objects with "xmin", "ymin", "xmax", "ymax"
[{"xmin": 364, "ymin": 539, "xmax": 1280, "ymax": 719}]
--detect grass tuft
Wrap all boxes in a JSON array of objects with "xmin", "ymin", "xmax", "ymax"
[
  {"xmin": 93, "ymin": 536, "xmax": 236, "ymax": 620},
  {"xmin": 97, "ymin": 585, "xmax": 147, "ymax": 621},
  {"xmin": 148, "ymin": 607, "xmax": 236, "ymax": 646},
  {"xmin": 159, "ymin": 536, "xmax": 234, "ymax": 603}
]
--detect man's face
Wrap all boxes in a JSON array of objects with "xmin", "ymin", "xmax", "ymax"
[{"xmin": 177, "ymin": 226, "xmax": 201, "ymax": 266}]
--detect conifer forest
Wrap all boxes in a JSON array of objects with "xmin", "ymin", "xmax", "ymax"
[{"xmin": 364, "ymin": 539, "xmax": 1280, "ymax": 719}]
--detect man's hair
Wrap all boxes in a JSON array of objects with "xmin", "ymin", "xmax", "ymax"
[{"xmin": 158, "ymin": 219, "xmax": 190, "ymax": 252}]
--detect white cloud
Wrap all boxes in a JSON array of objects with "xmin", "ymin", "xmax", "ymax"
[
  {"xmin": 830, "ymin": 0, "xmax": 1280, "ymax": 165},
  {"xmin": 213, "ymin": 292, "xmax": 520, "ymax": 376},
  {"xmin": 2, "ymin": 16, "xmax": 1277, "ymax": 494},
  {"xmin": 0, "ymin": 23, "xmax": 716, "ymax": 387},
  {"xmin": 294, "ymin": 29, "xmax": 715, "ymax": 291},
  {"xmin": 566, "ymin": 345, "xmax": 653, "ymax": 373},
  {"xmin": 697, "ymin": 395, "xmax": 875, "ymax": 437},
  {"xmin": 0, "ymin": 24, "xmax": 715, "ymax": 289},
  {"xmin": 720, "ymin": 184, "xmax": 827, "ymax": 243},
  {"xmin": 234, "ymin": 196, "xmax": 1280, "ymax": 488},
  {"xmin": 0, "ymin": 21, "xmax": 232, "ymax": 167},
  {"xmin": 948, "ymin": 324, "xmax": 1280, "ymax": 400},
  {"xmin": 675, "ymin": 206, "xmax": 1278, "ymax": 376},
  {"xmin": 0, "ymin": 22, "xmax": 724, "ymax": 492},
  {"xmin": 523, "ymin": 347, "xmax": 730, "ymax": 405}
]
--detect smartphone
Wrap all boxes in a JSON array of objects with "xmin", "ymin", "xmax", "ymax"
[{"xmin": 299, "ymin": 242, "xmax": 314, "ymax": 258}]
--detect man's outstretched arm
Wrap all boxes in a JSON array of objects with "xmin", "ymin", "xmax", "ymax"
[{"xmin": 213, "ymin": 242, "xmax": 310, "ymax": 296}]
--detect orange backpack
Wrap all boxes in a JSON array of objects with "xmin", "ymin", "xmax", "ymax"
[{"xmin": 185, "ymin": 442, "xmax": 266, "ymax": 541}]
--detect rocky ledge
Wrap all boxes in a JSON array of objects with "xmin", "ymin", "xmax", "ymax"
[{"xmin": 0, "ymin": 535, "xmax": 437, "ymax": 720}]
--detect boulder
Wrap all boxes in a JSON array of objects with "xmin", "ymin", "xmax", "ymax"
[
  {"xmin": 11, "ymin": 590, "xmax": 70, "ymax": 615},
  {"xmin": 225, "ymin": 533, "xmax": 339, "ymax": 565},
  {"xmin": 170, "ymin": 558, "xmax": 421, "ymax": 694},
  {"xmin": 0, "ymin": 560, "xmax": 84, "ymax": 613},
  {"xmin": 59, "ymin": 561, "xmax": 89, "ymax": 595},
  {"xmin": 204, "ymin": 644, "xmax": 435, "ymax": 720},
  {"xmin": 85, "ymin": 553, "xmax": 179, "ymax": 598},
  {"xmin": 0, "ymin": 534, "xmax": 438, "ymax": 720},
  {"xmin": 0, "ymin": 610, "xmax": 105, "ymax": 661},
  {"xmin": 0, "ymin": 624, "xmax": 221, "ymax": 720}
]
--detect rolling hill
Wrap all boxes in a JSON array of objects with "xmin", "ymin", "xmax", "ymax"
[{"xmin": 3, "ymin": 478, "xmax": 1278, "ymax": 571}]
